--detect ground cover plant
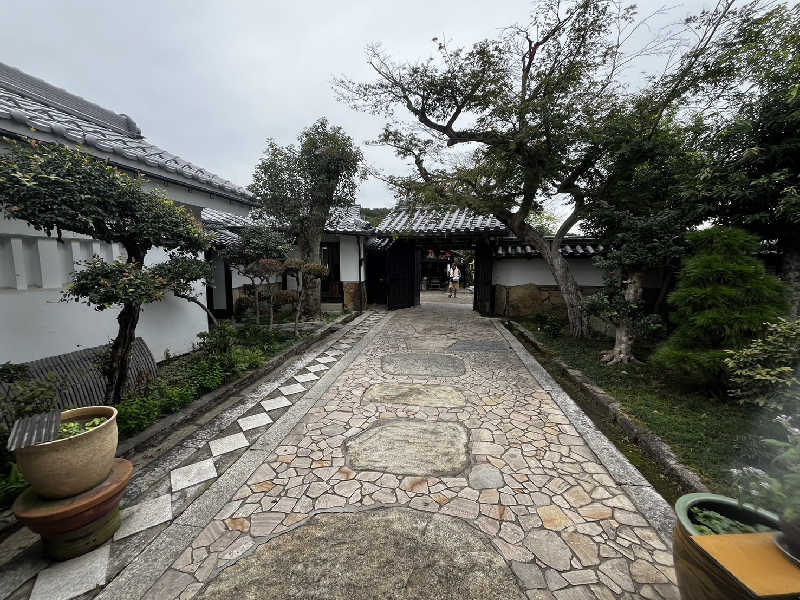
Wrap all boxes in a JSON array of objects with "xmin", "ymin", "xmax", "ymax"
[
  {"xmin": 515, "ymin": 315, "xmax": 781, "ymax": 496},
  {"xmin": 115, "ymin": 323, "xmax": 297, "ymax": 438}
]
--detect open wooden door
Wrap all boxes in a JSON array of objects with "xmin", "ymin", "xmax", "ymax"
[
  {"xmin": 474, "ymin": 242, "xmax": 494, "ymax": 316},
  {"xmin": 386, "ymin": 241, "xmax": 418, "ymax": 310}
]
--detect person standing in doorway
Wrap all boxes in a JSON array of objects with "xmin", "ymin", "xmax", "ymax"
[{"xmin": 447, "ymin": 263, "xmax": 461, "ymax": 298}]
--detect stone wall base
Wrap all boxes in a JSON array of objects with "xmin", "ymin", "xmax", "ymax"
[
  {"xmin": 493, "ymin": 283, "xmax": 604, "ymax": 317},
  {"xmin": 343, "ymin": 282, "xmax": 366, "ymax": 312}
]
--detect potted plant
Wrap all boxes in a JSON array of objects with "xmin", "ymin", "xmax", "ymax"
[
  {"xmin": 673, "ymin": 415, "xmax": 800, "ymax": 598},
  {"xmin": 15, "ymin": 406, "xmax": 118, "ymax": 499},
  {"xmin": 733, "ymin": 415, "xmax": 800, "ymax": 559}
]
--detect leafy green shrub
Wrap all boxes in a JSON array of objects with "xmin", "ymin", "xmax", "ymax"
[
  {"xmin": 190, "ymin": 360, "xmax": 225, "ymax": 393},
  {"xmin": 116, "ymin": 390, "xmax": 161, "ymax": 438},
  {"xmin": 231, "ymin": 347, "xmax": 266, "ymax": 373},
  {"xmin": 196, "ymin": 322, "xmax": 238, "ymax": 358},
  {"xmin": 724, "ymin": 318, "xmax": 800, "ymax": 411},
  {"xmin": 530, "ymin": 312, "xmax": 568, "ymax": 338},
  {"xmin": 652, "ymin": 228, "xmax": 789, "ymax": 389},
  {"xmin": 157, "ymin": 382, "xmax": 198, "ymax": 414},
  {"xmin": 0, "ymin": 464, "xmax": 28, "ymax": 508}
]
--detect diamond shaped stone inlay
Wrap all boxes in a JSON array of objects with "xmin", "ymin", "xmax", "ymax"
[
  {"xmin": 238, "ymin": 412, "xmax": 273, "ymax": 431},
  {"xmin": 171, "ymin": 459, "xmax": 217, "ymax": 491},
  {"xmin": 279, "ymin": 383, "xmax": 306, "ymax": 395},
  {"xmin": 114, "ymin": 494, "xmax": 173, "ymax": 540},
  {"xmin": 306, "ymin": 363, "xmax": 328, "ymax": 372},
  {"xmin": 294, "ymin": 372, "xmax": 319, "ymax": 383},
  {"xmin": 30, "ymin": 543, "xmax": 110, "ymax": 600},
  {"xmin": 261, "ymin": 396, "xmax": 292, "ymax": 411},
  {"xmin": 316, "ymin": 356, "xmax": 337, "ymax": 364},
  {"xmin": 209, "ymin": 433, "xmax": 249, "ymax": 456}
]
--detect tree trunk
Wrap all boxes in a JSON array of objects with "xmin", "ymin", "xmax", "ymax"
[
  {"xmin": 175, "ymin": 293, "xmax": 218, "ymax": 326},
  {"xmin": 784, "ymin": 245, "xmax": 800, "ymax": 318},
  {"xmin": 298, "ymin": 231, "xmax": 323, "ymax": 320},
  {"xmin": 104, "ymin": 302, "xmax": 142, "ymax": 404},
  {"xmin": 601, "ymin": 271, "xmax": 644, "ymax": 365},
  {"xmin": 253, "ymin": 282, "xmax": 261, "ymax": 325}
]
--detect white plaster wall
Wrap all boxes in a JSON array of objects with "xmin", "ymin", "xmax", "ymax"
[
  {"xmin": 492, "ymin": 258, "xmax": 605, "ymax": 287},
  {"xmin": 338, "ymin": 235, "xmax": 365, "ymax": 282}
]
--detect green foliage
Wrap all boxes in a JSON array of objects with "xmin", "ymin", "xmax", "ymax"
[
  {"xmin": 116, "ymin": 390, "xmax": 162, "ymax": 438},
  {"xmin": 0, "ymin": 464, "xmax": 28, "ymax": 508},
  {"xmin": 0, "ymin": 363, "xmax": 59, "ymax": 469},
  {"xmin": 529, "ymin": 312, "xmax": 568, "ymax": 338},
  {"xmin": 583, "ymin": 290, "xmax": 665, "ymax": 343},
  {"xmin": 725, "ymin": 318, "xmax": 800, "ymax": 411},
  {"xmin": 360, "ymin": 207, "xmax": 390, "ymax": 228},
  {"xmin": 250, "ymin": 118, "xmax": 365, "ymax": 241},
  {"xmin": 0, "ymin": 139, "xmax": 211, "ymax": 256},
  {"xmin": 652, "ymin": 227, "xmax": 789, "ymax": 389},
  {"xmin": 63, "ymin": 257, "xmax": 168, "ymax": 310},
  {"xmin": 733, "ymin": 415, "xmax": 800, "ymax": 522},
  {"xmin": 58, "ymin": 417, "xmax": 107, "ymax": 440},
  {"xmin": 690, "ymin": 507, "xmax": 774, "ymax": 535}
]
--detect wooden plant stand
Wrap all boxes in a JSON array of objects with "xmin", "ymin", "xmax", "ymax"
[
  {"xmin": 674, "ymin": 524, "xmax": 800, "ymax": 600},
  {"xmin": 12, "ymin": 458, "xmax": 133, "ymax": 561}
]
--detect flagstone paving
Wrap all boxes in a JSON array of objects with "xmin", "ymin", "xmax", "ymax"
[
  {"xmin": 1, "ymin": 305, "xmax": 679, "ymax": 600},
  {"xmin": 147, "ymin": 303, "xmax": 677, "ymax": 600}
]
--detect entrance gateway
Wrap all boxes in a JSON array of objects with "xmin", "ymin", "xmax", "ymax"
[{"xmin": 369, "ymin": 207, "xmax": 509, "ymax": 315}]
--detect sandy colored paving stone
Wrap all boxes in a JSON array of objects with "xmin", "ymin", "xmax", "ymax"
[
  {"xmin": 381, "ymin": 352, "xmax": 466, "ymax": 376},
  {"xmin": 362, "ymin": 382, "xmax": 466, "ymax": 407},
  {"xmin": 196, "ymin": 508, "xmax": 525, "ymax": 600},
  {"xmin": 345, "ymin": 420, "xmax": 469, "ymax": 475}
]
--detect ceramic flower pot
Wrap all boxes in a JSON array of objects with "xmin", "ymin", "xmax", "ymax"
[
  {"xmin": 673, "ymin": 493, "xmax": 780, "ymax": 600},
  {"xmin": 780, "ymin": 516, "xmax": 800, "ymax": 557},
  {"xmin": 15, "ymin": 406, "xmax": 118, "ymax": 499}
]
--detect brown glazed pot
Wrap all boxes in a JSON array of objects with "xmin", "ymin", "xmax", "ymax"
[
  {"xmin": 781, "ymin": 516, "xmax": 800, "ymax": 557},
  {"xmin": 15, "ymin": 406, "xmax": 118, "ymax": 499}
]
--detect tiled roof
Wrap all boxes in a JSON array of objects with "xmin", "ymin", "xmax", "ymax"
[
  {"xmin": 0, "ymin": 62, "xmax": 254, "ymax": 205},
  {"xmin": 201, "ymin": 205, "xmax": 372, "ymax": 247},
  {"xmin": 326, "ymin": 205, "xmax": 371, "ymax": 233},
  {"xmin": 376, "ymin": 207, "xmax": 507, "ymax": 236},
  {"xmin": 493, "ymin": 238, "xmax": 603, "ymax": 258}
]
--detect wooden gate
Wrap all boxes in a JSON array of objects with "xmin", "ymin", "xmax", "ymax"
[
  {"xmin": 474, "ymin": 241, "xmax": 494, "ymax": 316},
  {"xmin": 386, "ymin": 241, "xmax": 419, "ymax": 310}
]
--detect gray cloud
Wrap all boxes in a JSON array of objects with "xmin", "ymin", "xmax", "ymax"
[{"xmin": 1, "ymin": 1, "xmax": 705, "ymax": 208}]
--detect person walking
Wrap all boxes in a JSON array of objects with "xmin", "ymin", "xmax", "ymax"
[{"xmin": 447, "ymin": 263, "xmax": 461, "ymax": 298}]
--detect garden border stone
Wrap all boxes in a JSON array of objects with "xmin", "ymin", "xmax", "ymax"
[
  {"xmin": 116, "ymin": 311, "xmax": 358, "ymax": 458},
  {"xmin": 505, "ymin": 320, "xmax": 710, "ymax": 498}
]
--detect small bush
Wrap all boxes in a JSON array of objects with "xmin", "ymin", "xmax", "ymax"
[
  {"xmin": 652, "ymin": 228, "xmax": 789, "ymax": 390},
  {"xmin": 116, "ymin": 390, "xmax": 162, "ymax": 438},
  {"xmin": 530, "ymin": 312, "xmax": 568, "ymax": 337},
  {"xmin": 231, "ymin": 346, "xmax": 266, "ymax": 373},
  {"xmin": 724, "ymin": 318, "xmax": 800, "ymax": 411},
  {"xmin": 0, "ymin": 463, "xmax": 27, "ymax": 508},
  {"xmin": 191, "ymin": 360, "xmax": 225, "ymax": 393}
]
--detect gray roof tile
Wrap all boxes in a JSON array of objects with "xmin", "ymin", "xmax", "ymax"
[
  {"xmin": 0, "ymin": 62, "xmax": 254, "ymax": 205},
  {"xmin": 376, "ymin": 207, "xmax": 507, "ymax": 235}
]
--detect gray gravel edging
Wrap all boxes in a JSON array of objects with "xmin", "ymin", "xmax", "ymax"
[
  {"xmin": 506, "ymin": 320, "xmax": 709, "ymax": 497},
  {"xmin": 116, "ymin": 312, "xmax": 359, "ymax": 457}
]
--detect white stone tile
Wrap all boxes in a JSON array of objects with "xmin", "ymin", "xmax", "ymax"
[
  {"xmin": 306, "ymin": 363, "xmax": 328, "ymax": 372},
  {"xmin": 31, "ymin": 543, "xmax": 110, "ymax": 600},
  {"xmin": 171, "ymin": 458, "xmax": 217, "ymax": 492},
  {"xmin": 316, "ymin": 355, "xmax": 337, "ymax": 364},
  {"xmin": 261, "ymin": 396, "xmax": 292, "ymax": 411},
  {"xmin": 114, "ymin": 494, "xmax": 173, "ymax": 540},
  {"xmin": 209, "ymin": 432, "xmax": 249, "ymax": 456},
  {"xmin": 238, "ymin": 412, "xmax": 273, "ymax": 431},
  {"xmin": 279, "ymin": 383, "xmax": 306, "ymax": 395},
  {"xmin": 293, "ymin": 372, "xmax": 319, "ymax": 383},
  {"xmin": 325, "ymin": 350, "xmax": 343, "ymax": 357}
]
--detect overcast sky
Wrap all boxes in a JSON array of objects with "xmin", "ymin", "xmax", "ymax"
[{"xmin": 1, "ymin": 1, "xmax": 709, "ymax": 209}]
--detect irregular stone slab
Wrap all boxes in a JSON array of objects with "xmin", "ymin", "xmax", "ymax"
[
  {"xmin": 197, "ymin": 508, "xmax": 525, "ymax": 600},
  {"xmin": 469, "ymin": 464, "xmax": 505, "ymax": 489},
  {"xmin": 30, "ymin": 543, "xmax": 109, "ymax": 600},
  {"xmin": 448, "ymin": 340, "xmax": 509, "ymax": 353},
  {"xmin": 381, "ymin": 353, "xmax": 466, "ymax": 377},
  {"xmin": 407, "ymin": 336, "xmax": 456, "ymax": 351},
  {"xmin": 362, "ymin": 383, "xmax": 466, "ymax": 408},
  {"xmin": 346, "ymin": 420, "xmax": 468, "ymax": 476}
]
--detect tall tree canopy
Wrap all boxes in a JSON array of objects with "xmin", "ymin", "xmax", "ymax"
[
  {"xmin": 249, "ymin": 118, "xmax": 365, "ymax": 318},
  {"xmin": 0, "ymin": 140, "xmax": 212, "ymax": 401},
  {"xmin": 336, "ymin": 0, "xmax": 759, "ymax": 336},
  {"xmin": 688, "ymin": 3, "xmax": 800, "ymax": 314}
]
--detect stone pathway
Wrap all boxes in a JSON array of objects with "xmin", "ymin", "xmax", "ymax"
[{"xmin": 1, "ymin": 305, "xmax": 680, "ymax": 600}]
